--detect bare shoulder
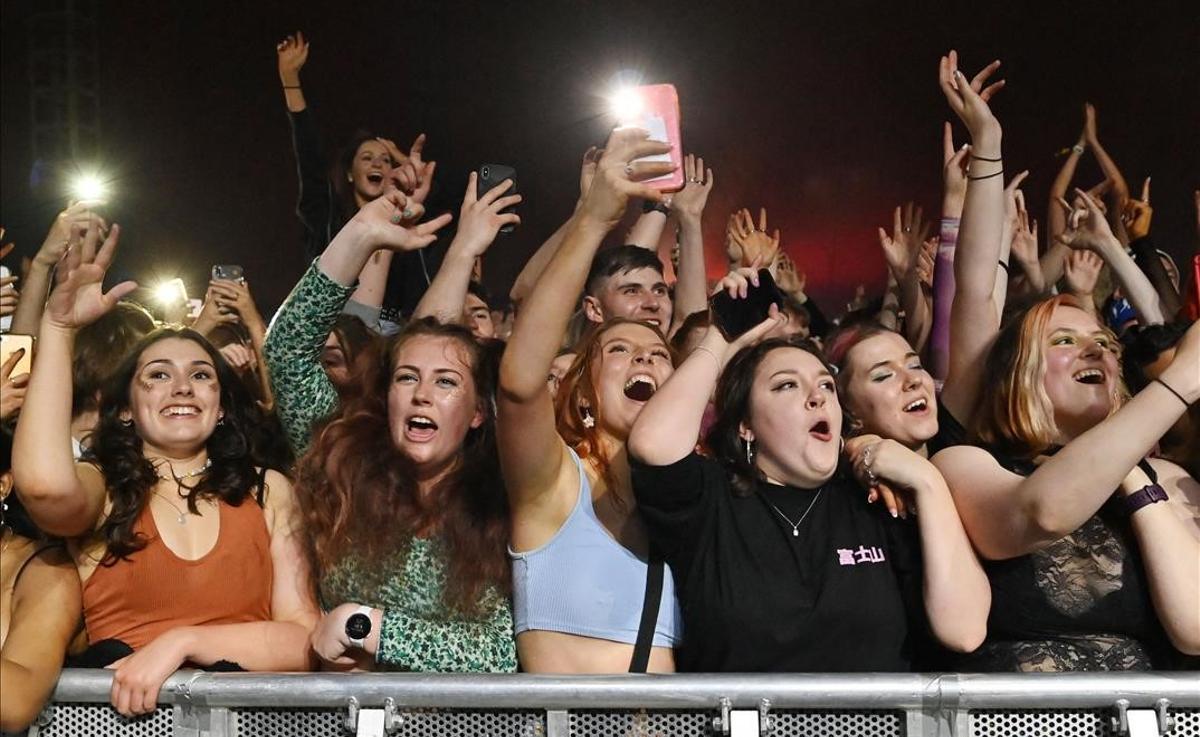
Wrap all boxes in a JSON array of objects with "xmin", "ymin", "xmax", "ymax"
[
  {"xmin": 931, "ymin": 445, "xmax": 1008, "ymax": 490},
  {"xmin": 256, "ymin": 468, "xmax": 298, "ymax": 534},
  {"xmin": 14, "ymin": 546, "xmax": 81, "ymax": 608}
]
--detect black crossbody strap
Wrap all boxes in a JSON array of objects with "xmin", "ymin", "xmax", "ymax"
[{"xmin": 629, "ymin": 552, "xmax": 665, "ymax": 673}]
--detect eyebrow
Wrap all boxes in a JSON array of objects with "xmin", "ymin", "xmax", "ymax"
[
  {"xmin": 143, "ymin": 358, "xmax": 215, "ymax": 369},
  {"xmin": 395, "ymin": 364, "xmax": 465, "ymax": 377},
  {"xmin": 867, "ymin": 352, "xmax": 919, "ymax": 372},
  {"xmin": 769, "ymin": 368, "xmax": 833, "ymax": 381},
  {"xmin": 615, "ymin": 280, "xmax": 668, "ymax": 291}
]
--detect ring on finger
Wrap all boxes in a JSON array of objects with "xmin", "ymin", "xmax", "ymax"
[
  {"xmin": 624, "ymin": 164, "xmax": 634, "ymax": 176},
  {"xmin": 389, "ymin": 213, "xmax": 403, "ymax": 225}
]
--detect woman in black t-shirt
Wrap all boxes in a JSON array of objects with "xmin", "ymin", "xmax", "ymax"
[{"xmin": 627, "ymin": 270, "xmax": 989, "ymax": 672}]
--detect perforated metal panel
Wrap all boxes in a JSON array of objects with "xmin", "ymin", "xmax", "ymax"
[
  {"xmin": 569, "ymin": 709, "xmax": 711, "ymax": 737},
  {"xmin": 1175, "ymin": 710, "xmax": 1200, "ymax": 736},
  {"xmin": 771, "ymin": 709, "xmax": 903, "ymax": 737},
  {"xmin": 231, "ymin": 707, "xmax": 343, "ymax": 737},
  {"xmin": 391, "ymin": 708, "xmax": 545, "ymax": 737},
  {"xmin": 969, "ymin": 708, "xmax": 1113, "ymax": 736},
  {"xmin": 35, "ymin": 703, "xmax": 172, "ymax": 737}
]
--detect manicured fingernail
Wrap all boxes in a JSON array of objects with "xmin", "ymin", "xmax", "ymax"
[{"xmin": 890, "ymin": 509, "xmax": 899, "ymax": 518}]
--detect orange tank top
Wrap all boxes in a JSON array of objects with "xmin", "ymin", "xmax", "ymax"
[{"xmin": 82, "ymin": 496, "xmax": 273, "ymax": 650}]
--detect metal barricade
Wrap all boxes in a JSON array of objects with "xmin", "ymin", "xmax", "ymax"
[{"xmin": 26, "ymin": 669, "xmax": 1200, "ymax": 737}]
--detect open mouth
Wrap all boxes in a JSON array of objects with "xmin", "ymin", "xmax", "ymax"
[
  {"xmin": 161, "ymin": 405, "xmax": 200, "ymax": 417},
  {"xmin": 366, "ymin": 172, "xmax": 385, "ymax": 185},
  {"xmin": 809, "ymin": 420, "xmax": 832, "ymax": 442},
  {"xmin": 623, "ymin": 375, "xmax": 658, "ymax": 402},
  {"xmin": 1073, "ymin": 368, "xmax": 1105, "ymax": 385},
  {"xmin": 404, "ymin": 415, "xmax": 438, "ymax": 440},
  {"xmin": 903, "ymin": 398, "xmax": 929, "ymax": 413}
]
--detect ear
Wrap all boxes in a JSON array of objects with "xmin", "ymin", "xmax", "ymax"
[
  {"xmin": 738, "ymin": 421, "xmax": 754, "ymax": 443},
  {"xmin": 470, "ymin": 404, "xmax": 485, "ymax": 430},
  {"xmin": 581, "ymin": 295, "xmax": 605, "ymax": 324},
  {"xmin": 119, "ymin": 410, "xmax": 133, "ymax": 424}
]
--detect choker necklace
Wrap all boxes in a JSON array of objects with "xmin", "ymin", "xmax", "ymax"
[
  {"xmin": 765, "ymin": 488, "xmax": 824, "ymax": 537},
  {"xmin": 156, "ymin": 459, "xmax": 212, "ymax": 483}
]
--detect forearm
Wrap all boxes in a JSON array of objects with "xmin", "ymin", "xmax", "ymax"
[
  {"xmin": 501, "ymin": 215, "xmax": 609, "ymax": 400},
  {"xmin": 10, "ymin": 261, "xmax": 54, "ymax": 336},
  {"xmin": 0, "ymin": 660, "xmax": 59, "ymax": 732},
  {"xmin": 671, "ymin": 216, "xmax": 708, "ymax": 327},
  {"xmin": 913, "ymin": 475, "xmax": 990, "ymax": 652},
  {"xmin": 1129, "ymin": 502, "xmax": 1200, "ymax": 654},
  {"xmin": 1098, "ymin": 240, "xmax": 1165, "ymax": 325},
  {"xmin": 511, "ymin": 213, "xmax": 573, "ymax": 307},
  {"xmin": 280, "ymin": 71, "xmax": 307, "ymax": 113},
  {"xmin": 413, "ymin": 246, "xmax": 475, "ymax": 324},
  {"xmin": 629, "ymin": 330, "xmax": 723, "ymax": 466},
  {"xmin": 625, "ymin": 209, "xmax": 668, "ymax": 251},
  {"xmin": 1039, "ymin": 241, "xmax": 1072, "ymax": 288},
  {"xmin": 897, "ymin": 274, "xmax": 930, "ymax": 351},
  {"xmin": 991, "ymin": 223, "xmax": 1013, "ymax": 323},
  {"xmin": 929, "ymin": 217, "xmax": 959, "ymax": 381},
  {"xmin": 1013, "ymin": 254, "xmax": 1046, "ymax": 295},
  {"xmin": 12, "ymin": 323, "xmax": 83, "ymax": 499},
  {"xmin": 181, "ymin": 621, "xmax": 315, "ymax": 672},
  {"xmin": 349, "ymin": 250, "xmax": 394, "ymax": 310},
  {"xmin": 879, "ymin": 273, "xmax": 901, "ymax": 331}
]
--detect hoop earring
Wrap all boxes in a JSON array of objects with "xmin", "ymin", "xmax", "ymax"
[
  {"xmin": 839, "ymin": 436, "xmax": 845, "ymax": 454},
  {"xmin": 120, "ymin": 417, "xmax": 134, "ymax": 428}
]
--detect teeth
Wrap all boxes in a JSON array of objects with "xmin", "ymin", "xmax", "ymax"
[
  {"xmin": 624, "ymin": 375, "xmax": 657, "ymax": 391},
  {"xmin": 904, "ymin": 399, "xmax": 927, "ymax": 412},
  {"xmin": 1073, "ymin": 369, "xmax": 1104, "ymax": 382},
  {"xmin": 408, "ymin": 416, "xmax": 436, "ymax": 428},
  {"xmin": 163, "ymin": 406, "xmax": 198, "ymax": 416}
]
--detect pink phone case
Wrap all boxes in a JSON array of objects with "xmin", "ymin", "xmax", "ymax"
[{"xmin": 623, "ymin": 84, "xmax": 684, "ymax": 192}]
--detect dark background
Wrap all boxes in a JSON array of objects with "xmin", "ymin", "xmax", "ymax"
[{"xmin": 3, "ymin": 0, "xmax": 1197, "ymax": 314}]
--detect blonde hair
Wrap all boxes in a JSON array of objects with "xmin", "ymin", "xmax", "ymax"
[{"xmin": 974, "ymin": 294, "xmax": 1126, "ymax": 458}]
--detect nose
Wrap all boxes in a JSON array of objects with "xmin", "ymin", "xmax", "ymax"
[
  {"xmin": 411, "ymin": 379, "xmax": 433, "ymax": 405},
  {"xmin": 805, "ymin": 387, "xmax": 827, "ymax": 410},
  {"xmin": 901, "ymin": 369, "xmax": 922, "ymax": 392},
  {"xmin": 1081, "ymin": 337, "xmax": 1106, "ymax": 359},
  {"xmin": 633, "ymin": 349, "xmax": 655, "ymax": 365},
  {"xmin": 171, "ymin": 376, "xmax": 195, "ymax": 396}
]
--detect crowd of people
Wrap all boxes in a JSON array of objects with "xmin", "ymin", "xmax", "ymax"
[{"xmin": 0, "ymin": 37, "xmax": 1197, "ymax": 730}]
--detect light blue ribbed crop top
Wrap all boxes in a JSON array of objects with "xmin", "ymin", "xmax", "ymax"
[{"xmin": 509, "ymin": 447, "xmax": 682, "ymax": 647}]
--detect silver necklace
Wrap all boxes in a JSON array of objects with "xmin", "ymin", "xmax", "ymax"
[
  {"xmin": 765, "ymin": 488, "xmax": 824, "ymax": 537},
  {"xmin": 156, "ymin": 459, "xmax": 211, "ymax": 483},
  {"xmin": 151, "ymin": 490, "xmax": 193, "ymax": 526},
  {"xmin": 152, "ymin": 459, "xmax": 212, "ymax": 525}
]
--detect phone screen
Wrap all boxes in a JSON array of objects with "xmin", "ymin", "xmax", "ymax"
[
  {"xmin": 212, "ymin": 265, "xmax": 244, "ymax": 283},
  {"xmin": 709, "ymin": 270, "xmax": 784, "ymax": 341},
  {"xmin": 616, "ymin": 84, "xmax": 684, "ymax": 192},
  {"xmin": 0, "ymin": 333, "xmax": 34, "ymax": 378}
]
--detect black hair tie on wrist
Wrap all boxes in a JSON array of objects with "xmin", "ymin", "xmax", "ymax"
[
  {"xmin": 1154, "ymin": 378, "xmax": 1191, "ymax": 408},
  {"xmin": 970, "ymin": 154, "xmax": 1003, "ymax": 162},
  {"xmin": 998, "ymin": 260, "xmax": 1010, "ymax": 273},
  {"xmin": 967, "ymin": 169, "xmax": 1005, "ymax": 181}
]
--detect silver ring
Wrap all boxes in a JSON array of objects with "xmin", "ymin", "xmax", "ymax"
[{"xmin": 389, "ymin": 213, "xmax": 403, "ymax": 225}]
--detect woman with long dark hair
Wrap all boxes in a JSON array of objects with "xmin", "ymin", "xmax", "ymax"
[{"xmin": 12, "ymin": 226, "xmax": 318, "ymax": 716}]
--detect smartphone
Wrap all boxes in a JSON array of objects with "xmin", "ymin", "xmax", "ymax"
[
  {"xmin": 710, "ymin": 269, "xmax": 784, "ymax": 341},
  {"xmin": 477, "ymin": 164, "xmax": 518, "ymax": 234},
  {"xmin": 1187, "ymin": 253, "xmax": 1200, "ymax": 321},
  {"xmin": 212, "ymin": 264, "xmax": 244, "ymax": 283},
  {"xmin": 616, "ymin": 84, "xmax": 684, "ymax": 193},
  {"xmin": 0, "ymin": 333, "xmax": 34, "ymax": 378}
]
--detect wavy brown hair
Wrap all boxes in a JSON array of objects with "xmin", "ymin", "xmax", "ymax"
[
  {"xmin": 295, "ymin": 318, "xmax": 509, "ymax": 614},
  {"xmin": 553, "ymin": 318, "xmax": 674, "ymax": 499}
]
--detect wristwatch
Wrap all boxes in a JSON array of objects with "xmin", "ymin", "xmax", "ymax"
[
  {"xmin": 345, "ymin": 606, "xmax": 374, "ymax": 649},
  {"xmin": 642, "ymin": 200, "xmax": 671, "ymax": 216},
  {"xmin": 1122, "ymin": 483, "xmax": 1168, "ymax": 517}
]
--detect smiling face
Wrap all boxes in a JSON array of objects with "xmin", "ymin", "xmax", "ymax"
[
  {"xmin": 386, "ymin": 334, "xmax": 484, "ymax": 482},
  {"xmin": 588, "ymin": 322, "xmax": 674, "ymax": 440},
  {"xmin": 1041, "ymin": 305, "xmax": 1122, "ymax": 441},
  {"xmin": 123, "ymin": 337, "xmax": 223, "ymax": 457},
  {"xmin": 347, "ymin": 139, "xmax": 394, "ymax": 206},
  {"xmin": 841, "ymin": 332, "xmax": 937, "ymax": 449},
  {"xmin": 585, "ymin": 267, "xmax": 673, "ymax": 333},
  {"xmin": 742, "ymin": 346, "xmax": 842, "ymax": 488}
]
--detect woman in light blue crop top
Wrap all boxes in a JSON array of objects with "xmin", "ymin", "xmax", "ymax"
[{"xmin": 497, "ymin": 131, "xmax": 684, "ymax": 673}]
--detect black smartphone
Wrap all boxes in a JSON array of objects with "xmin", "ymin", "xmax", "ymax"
[
  {"xmin": 212, "ymin": 264, "xmax": 244, "ymax": 283},
  {"xmin": 710, "ymin": 269, "xmax": 785, "ymax": 341},
  {"xmin": 477, "ymin": 164, "xmax": 518, "ymax": 234}
]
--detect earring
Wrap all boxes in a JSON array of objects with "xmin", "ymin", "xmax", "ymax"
[
  {"xmin": 839, "ymin": 436, "xmax": 845, "ymax": 454},
  {"xmin": 580, "ymin": 407, "xmax": 595, "ymax": 429},
  {"xmin": 217, "ymin": 414, "xmax": 226, "ymax": 426},
  {"xmin": 120, "ymin": 417, "xmax": 133, "ymax": 428},
  {"xmin": 744, "ymin": 437, "xmax": 754, "ymax": 465}
]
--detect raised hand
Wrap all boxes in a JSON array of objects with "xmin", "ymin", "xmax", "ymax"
[
  {"xmin": 1063, "ymin": 249, "xmax": 1103, "ymax": 298},
  {"xmin": 670, "ymin": 154, "xmax": 714, "ymax": 221},
  {"xmin": 349, "ymin": 187, "xmax": 453, "ymax": 252},
  {"xmin": 576, "ymin": 127, "xmax": 674, "ymax": 229},
  {"xmin": 1056, "ymin": 188, "xmax": 1119, "ymax": 253},
  {"xmin": 276, "ymin": 32, "xmax": 309, "ymax": 85},
  {"xmin": 916, "ymin": 236, "xmax": 937, "ymax": 289},
  {"xmin": 37, "ymin": 202, "xmax": 105, "ymax": 268},
  {"xmin": 578, "ymin": 146, "xmax": 602, "ymax": 203},
  {"xmin": 1120, "ymin": 177, "xmax": 1152, "ymax": 240},
  {"xmin": 878, "ymin": 202, "xmax": 931, "ymax": 280},
  {"xmin": 938, "ymin": 50, "xmax": 1004, "ymax": 146},
  {"xmin": 452, "ymin": 172, "xmax": 523, "ymax": 259},
  {"xmin": 210, "ymin": 279, "xmax": 266, "ymax": 333},
  {"xmin": 775, "ymin": 253, "xmax": 806, "ymax": 296},
  {"xmin": 218, "ymin": 343, "xmax": 258, "ymax": 375},
  {"xmin": 0, "ymin": 272, "xmax": 16, "ymax": 318},
  {"xmin": 728, "ymin": 207, "xmax": 781, "ymax": 268},
  {"xmin": 389, "ymin": 134, "xmax": 435, "ymax": 205},
  {"xmin": 942, "ymin": 122, "xmax": 971, "ymax": 216},
  {"xmin": 43, "ymin": 223, "xmax": 136, "ymax": 331},
  {"xmin": 1010, "ymin": 201, "xmax": 1040, "ymax": 272},
  {"xmin": 1082, "ymin": 102, "xmax": 1100, "ymax": 146}
]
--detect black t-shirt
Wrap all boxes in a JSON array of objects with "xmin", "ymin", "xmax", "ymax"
[
  {"xmin": 631, "ymin": 453, "xmax": 929, "ymax": 673},
  {"xmin": 926, "ymin": 400, "xmax": 967, "ymax": 458}
]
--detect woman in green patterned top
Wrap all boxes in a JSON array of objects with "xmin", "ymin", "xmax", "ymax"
[{"xmin": 264, "ymin": 185, "xmax": 517, "ymax": 672}]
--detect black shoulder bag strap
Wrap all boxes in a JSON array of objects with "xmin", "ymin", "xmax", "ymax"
[{"xmin": 629, "ymin": 550, "xmax": 665, "ymax": 673}]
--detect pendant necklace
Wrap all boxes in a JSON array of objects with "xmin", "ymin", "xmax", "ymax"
[
  {"xmin": 765, "ymin": 488, "xmax": 824, "ymax": 537},
  {"xmin": 152, "ymin": 459, "xmax": 212, "ymax": 525}
]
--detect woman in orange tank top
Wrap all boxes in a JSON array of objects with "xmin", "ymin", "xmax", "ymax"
[{"xmin": 12, "ymin": 225, "xmax": 320, "ymax": 717}]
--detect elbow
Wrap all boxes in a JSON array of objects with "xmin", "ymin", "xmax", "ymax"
[
  {"xmin": 938, "ymin": 622, "xmax": 987, "ymax": 654},
  {"xmin": 1166, "ymin": 625, "xmax": 1200, "ymax": 657}
]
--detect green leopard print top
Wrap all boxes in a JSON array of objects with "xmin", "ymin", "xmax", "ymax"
[{"xmin": 264, "ymin": 261, "xmax": 517, "ymax": 673}]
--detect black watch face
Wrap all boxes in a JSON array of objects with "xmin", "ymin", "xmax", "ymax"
[{"xmin": 346, "ymin": 612, "xmax": 372, "ymax": 640}]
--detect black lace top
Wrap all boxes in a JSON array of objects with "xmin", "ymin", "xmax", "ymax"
[{"xmin": 957, "ymin": 448, "xmax": 1175, "ymax": 672}]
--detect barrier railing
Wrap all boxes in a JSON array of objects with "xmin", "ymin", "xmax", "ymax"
[{"xmin": 24, "ymin": 669, "xmax": 1200, "ymax": 737}]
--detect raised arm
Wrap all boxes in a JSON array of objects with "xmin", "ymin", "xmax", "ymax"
[
  {"xmin": 878, "ymin": 203, "xmax": 933, "ymax": 348},
  {"xmin": 12, "ymin": 224, "xmax": 138, "ymax": 537},
  {"xmin": 210, "ymin": 278, "xmax": 275, "ymax": 409},
  {"xmin": 625, "ymin": 208, "xmax": 669, "ymax": 251},
  {"xmin": 498, "ymin": 128, "xmax": 672, "ymax": 508},
  {"xmin": 10, "ymin": 204, "xmax": 104, "ymax": 336},
  {"xmin": 668, "ymin": 154, "xmax": 715, "ymax": 334},
  {"xmin": 1042, "ymin": 107, "xmax": 1090, "ymax": 285},
  {"xmin": 929, "ymin": 122, "xmax": 969, "ymax": 380},
  {"xmin": 933, "ymin": 318, "xmax": 1200, "ymax": 560},
  {"xmin": 1122, "ymin": 178, "xmax": 1184, "ymax": 317},
  {"xmin": 1083, "ymin": 103, "xmax": 1131, "ymax": 232},
  {"xmin": 276, "ymin": 32, "xmax": 309, "ymax": 113},
  {"xmin": 413, "ymin": 172, "xmax": 521, "ymax": 324},
  {"xmin": 629, "ymin": 269, "xmax": 781, "ymax": 466},
  {"xmin": 938, "ymin": 50, "xmax": 1008, "ymax": 423}
]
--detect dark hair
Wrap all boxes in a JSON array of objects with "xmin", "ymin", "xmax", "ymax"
[
  {"xmin": 669, "ymin": 310, "xmax": 710, "ymax": 355},
  {"xmin": 466, "ymin": 281, "xmax": 492, "ymax": 307},
  {"xmin": 705, "ymin": 338, "xmax": 835, "ymax": 495},
  {"xmin": 295, "ymin": 317, "xmax": 510, "ymax": 614},
  {"xmin": 584, "ymin": 245, "xmax": 665, "ymax": 297},
  {"xmin": 72, "ymin": 302, "xmax": 157, "ymax": 419},
  {"xmin": 0, "ymin": 426, "xmax": 42, "ymax": 541},
  {"xmin": 332, "ymin": 129, "xmax": 382, "ymax": 218},
  {"xmin": 89, "ymin": 328, "xmax": 275, "ymax": 564},
  {"xmin": 824, "ymin": 322, "xmax": 898, "ymax": 436},
  {"xmin": 1121, "ymin": 322, "xmax": 1190, "ymax": 393}
]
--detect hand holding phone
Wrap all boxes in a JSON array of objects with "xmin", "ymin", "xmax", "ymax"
[
  {"xmin": 476, "ymin": 165, "xmax": 518, "ymax": 234},
  {"xmin": 710, "ymin": 269, "xmax": 785, "ymax": 341},
  {"xmin": 613, "ymin": 84, "xmax": 684, "ymax": 192}
]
